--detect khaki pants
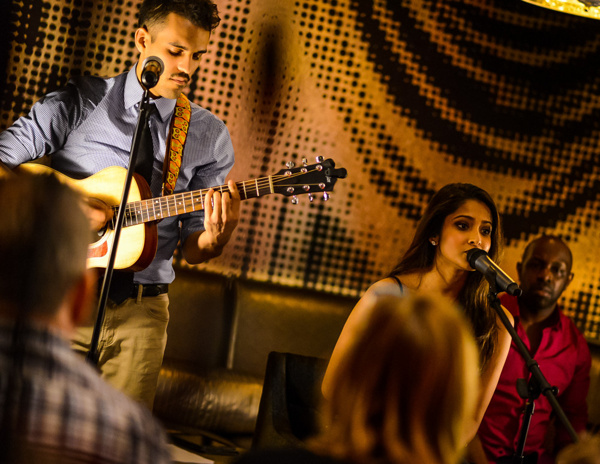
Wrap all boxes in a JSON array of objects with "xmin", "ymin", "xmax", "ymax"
[{"xmin": 72, "ymin": 293, "xmax": 169, "ymax": 410}]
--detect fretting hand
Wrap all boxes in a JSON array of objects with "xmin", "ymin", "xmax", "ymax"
[
  {"xmin": 82, "ymin": 197, "xmax": 114, "ymax": 232},
  {"xmin": 202, "ymin": 179, "xmax": 241, "ymax": 251}
]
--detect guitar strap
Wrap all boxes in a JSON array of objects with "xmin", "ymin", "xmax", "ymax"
[{"xmin": 161, "ymin": 93, "xmax": 191, "ymax": 196}]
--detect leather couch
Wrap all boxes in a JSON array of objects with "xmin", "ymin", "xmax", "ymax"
[
  {"xmin": 153, "ymin": 266, "xmax": 600, "ymax": 450},
  {"xmin": 153, "ymin": 266, "xmax": 357, "ymax": 448}
]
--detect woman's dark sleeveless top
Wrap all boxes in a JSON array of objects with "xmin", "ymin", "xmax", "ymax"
[{"xmin": 389, "ymin": 274, "xmax": 404, "ymax": 294}]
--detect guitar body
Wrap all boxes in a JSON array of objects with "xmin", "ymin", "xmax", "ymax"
[
  {"xmin": 16, "ymin": 163, "xmax": 157, "ymax": 271},
  {"xmin": 13, "ymin": 157, "xmax": 348, "ymax": 272}
]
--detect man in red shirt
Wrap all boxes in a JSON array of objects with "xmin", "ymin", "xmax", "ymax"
[{"xmin": 477, "ymin": 235, "xmax": 591, "ymax": 464}]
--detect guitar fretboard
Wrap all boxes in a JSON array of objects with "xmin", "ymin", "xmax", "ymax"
[{"xmin": 112, "ymin": 171, "xmax": 317, "ymax": 227}]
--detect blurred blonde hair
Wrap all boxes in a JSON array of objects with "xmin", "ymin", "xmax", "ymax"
[
  {"xmin": 557, "ymin": 434, "xmax": 600, "ymax": 464},
  {"xmin": 312, "ymin": 293, "xmax": 480, "ymax": 464}
]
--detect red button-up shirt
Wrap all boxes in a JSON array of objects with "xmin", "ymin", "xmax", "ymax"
[{"xmin": 478, "ymin": 294, "xmax": 591, "ymax": 464}]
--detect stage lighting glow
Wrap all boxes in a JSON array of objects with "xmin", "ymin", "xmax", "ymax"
[{"xmin": 522, "ymin": 0, "xmax": 600, "ymax": 20}]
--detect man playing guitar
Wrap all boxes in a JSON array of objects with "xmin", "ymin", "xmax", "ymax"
[{"xmin": 0, "ymin": 0, "xmax": 241, "ymax": 410}]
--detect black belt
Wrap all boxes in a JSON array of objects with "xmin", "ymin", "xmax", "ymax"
[
  {"xmin": 131, "ymin": 283, "xmax": 169, "ymax": 298},
  {"xmin": 102, "ymin": 271, "xmax": 169, "ymax": 304}
]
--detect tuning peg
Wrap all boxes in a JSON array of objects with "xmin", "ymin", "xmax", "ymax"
[
  {"xmin": 286, "ymin": 161, "xmax": 295, "ymax": 169},
  {"xmin": 323, "ymin": 192, "xmax": 330, "ymax": 201},
  {"xmin": 303, "ymin": 185, "xmax": 310, "ymax": 191},
  {"xmin": 302, "ymin": 158, "xmax": 308, "ymax": 166},
  {"xmin": 308, "ymin": 193, "xmax": 314, "ymax": 202},
  {"xmin": 315, "ymin": 156, "xmax": 324, "ymax": 163},
  {"xmin": 291, "ymin": 195, "xmax": 298, "ymax": 205}
]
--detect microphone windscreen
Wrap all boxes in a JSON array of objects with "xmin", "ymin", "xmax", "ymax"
[
  {"xmin": 142, "ymin": 56, "xmax": 164, "ymax": 74},
  {"xmin": 467, "ymin": 248, "xmax": 487, "ymax": 269},
  {"xmin": 140, "ymin": 56, "xmax": 165, "ymax": 89}
]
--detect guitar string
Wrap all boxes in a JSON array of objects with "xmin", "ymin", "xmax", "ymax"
[
  {"xmin": 114, "ymin": 169, "xmax": 320, "ymax": 211},
  {"xmin": 118, "ymin": 169, "xmax": 329, "ymax": 222}
]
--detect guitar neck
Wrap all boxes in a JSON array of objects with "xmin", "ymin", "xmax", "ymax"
[
  {"xmin": 119, "ymin": 177, "xmax": 274, "ymax": 226},
  {"xmin": 113, "ymin": 158, "xmax": 346, "ymax": 227}
]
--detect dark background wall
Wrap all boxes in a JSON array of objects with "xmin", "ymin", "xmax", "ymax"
[{"xmin": 2, "ymin": 0, "xmax": 600, "ymax": 342}]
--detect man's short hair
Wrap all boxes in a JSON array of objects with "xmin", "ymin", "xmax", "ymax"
[
  {"xmin": 522, "ymin": 234, "xmax": 573, "ymax": 271},
  {"xmin": 138, "ymin": 0, "xmax": 221, "ymax": 32},
  {"xmin": 0, "ymin": 173, "xmax": 90, "ymax": 316}
]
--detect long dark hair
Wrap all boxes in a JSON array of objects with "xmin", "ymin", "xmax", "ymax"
[{"xmin": 388, "ymin": 183, "xmax": 503, "ymax": 368}]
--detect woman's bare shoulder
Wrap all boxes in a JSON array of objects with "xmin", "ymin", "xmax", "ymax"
[{"xmin": 367, "ymin": 277, "xmax": 405, "ymax": 297}]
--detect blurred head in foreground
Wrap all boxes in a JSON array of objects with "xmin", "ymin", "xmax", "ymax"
[
  {"xmin": 314, "ymin": 293, "xmax": 480, "ymax": 464},
  {"xmin": 557, "ymin": 434, "xmax": 600, "ymax": 464},
  {"xmin": 0, "ymin": 172, "xmax": 92, "ymax": 332}
]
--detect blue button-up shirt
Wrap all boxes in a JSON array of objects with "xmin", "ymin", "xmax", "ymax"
[{"xmin": 0, "ymin": 66, "xmax": 235, "ymax": 284}]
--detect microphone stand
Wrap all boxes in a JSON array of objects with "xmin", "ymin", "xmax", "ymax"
[
  {"xmin": 86, "ymin": 86, "xmax": 154, "ymax": 366},
  {"xmin": 484, "ymin": 275, "xmax": 578, "ymax": 463}
]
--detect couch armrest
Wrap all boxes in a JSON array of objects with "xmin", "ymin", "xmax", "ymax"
[{"xmin": 154, "ymin": 363, "xmax": 263, "ymax": 435}]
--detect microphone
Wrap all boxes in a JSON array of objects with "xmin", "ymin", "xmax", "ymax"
[
  {"xmin": 140, "ymin": 56, "xmax": 164, "ymax": 89},
  {"xmin": 467, "ymin": 248, "xmax": 522, "ymax": 297}
]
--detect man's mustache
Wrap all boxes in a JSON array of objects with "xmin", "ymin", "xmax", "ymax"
[
  {"xmin": 532, "ymin": 284, "xmax": 553, "ymax": 294},
  {"xmin": 169, "ymin": 73, "xmax": 190, "ymax": 83}
]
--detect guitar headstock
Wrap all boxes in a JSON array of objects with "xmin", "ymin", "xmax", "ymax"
[{"xmin": 272, "ymin": 157, "xmax": 347, "ymax": 203}]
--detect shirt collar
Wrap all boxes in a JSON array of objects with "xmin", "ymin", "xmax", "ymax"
[
  {"xmin": 545, "ymin": 304, "xmax": 562, "ymax": 329},
  {"xmin": 124, "ymin": 64, "xmax": 177, "ymax": 122},
  {"xmin": 501, "ymin": 293, "xmax": 563, "ymax": 330}
]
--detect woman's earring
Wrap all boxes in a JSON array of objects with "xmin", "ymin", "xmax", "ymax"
[{"xmin": 430, "ymin": 239, "xmax": 437, "ymax": 246}]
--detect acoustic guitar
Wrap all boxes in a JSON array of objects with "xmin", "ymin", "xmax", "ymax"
[{"xmin": 15, "ymin": 158, "xmax": 347, "ymax": 271}]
